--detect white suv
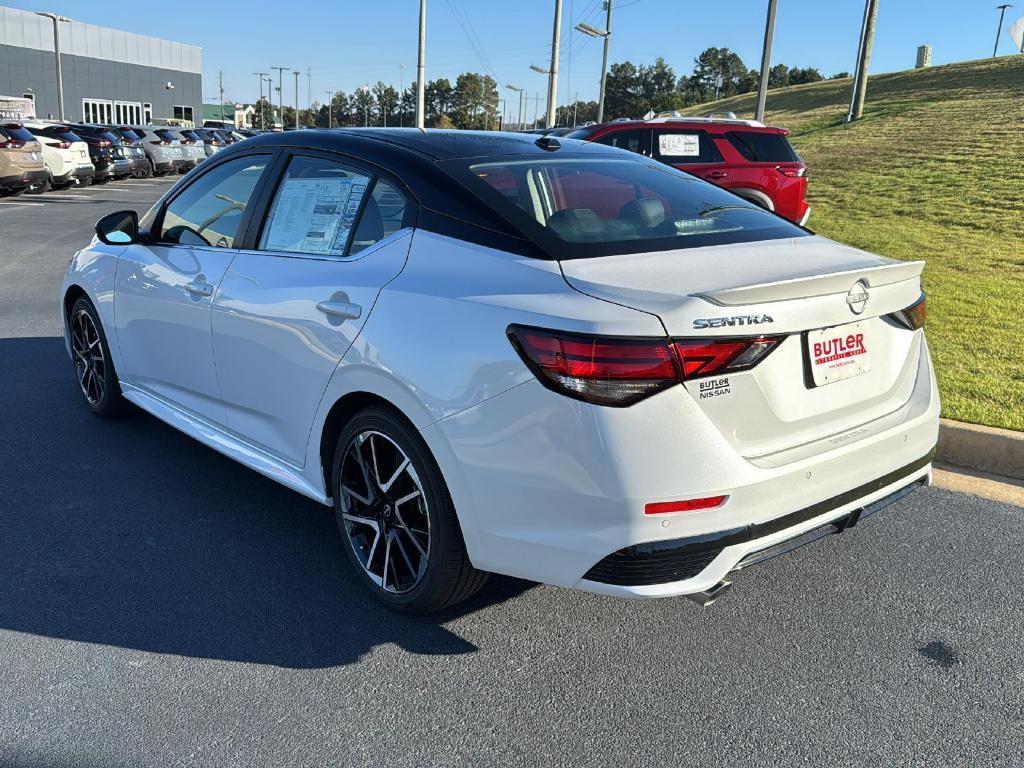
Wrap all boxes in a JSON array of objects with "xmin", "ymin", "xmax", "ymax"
[{"xmin": 23, "ymin": 121, "xmax": 95, "ymax": 189}]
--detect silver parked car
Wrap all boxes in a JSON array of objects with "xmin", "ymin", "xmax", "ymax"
[
  {"xmin": 175, "ymin": 129, "xmax": 207, "ymax": 171},
  {"xmin": 132, "ymin": 127, "xmax": 187, "ymax": 176},
  {"xmin": 191, "ymin": 128, "xmax": 227, "ymax": 157}
]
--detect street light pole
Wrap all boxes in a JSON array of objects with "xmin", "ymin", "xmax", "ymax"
[
  {"xmin": 506, "ymin": 85, "xmax": 524, "ymax": 130},
  {"xmin": 324, "ymin": 91, "xmax": 335, "ymax": 128},
  {"xmin": 546, "ymin": 0, "xmax": 563, "ymax": 128},
  {"xmin": 271, "ymin": 66, "xmax": 289, "ymax": 129},
  {"xmin": 416, "ymin": 0, "xmax": 426, "ymax": 129},
  {"xmin": 399, "ymin": 64, "xmax": 406, "ymax": 127},
  {"xmin": 36, "ymin": 12, "xmax": 71, "ymax": 121},
  {"xmin": 253, "ymin": 72, "xmax": 268, "ymax": 130},
  {"xmin": 994, "ymin": 4, "xmax": 1014, "ymax": 57},
  {"xmin": 293, "ymin": 70, "xmax": 300, "ymax": 129},
  {"xmin": 754, "ymin": 0, "xmax": 778, "ymax": 123},
  {"xmin": 575, "ymin": 4, "xmax": 613, "ymax": 123}
]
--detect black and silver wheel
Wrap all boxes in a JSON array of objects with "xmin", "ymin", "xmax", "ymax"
[
  {"xmin": 332, "ymin": 407, "xmax": 487, "ymax": 613},
  {"xmin": 69, "ymin": 297, "xmax": 125, "ymax": 417}
]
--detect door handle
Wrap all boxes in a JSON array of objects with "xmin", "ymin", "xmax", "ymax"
[
  {"xmin": 184, "ymin": 279, "xmax": 214, "ymax": 298},
  {"xmin": 316, "ymin": 300, "xmax": 362, "ymax": 321},
  {"xmin": 706, "ymin": 170, "xmax": 728, "ymax": 180}
]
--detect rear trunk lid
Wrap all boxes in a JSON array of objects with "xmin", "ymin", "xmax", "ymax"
[{"xmin": 559, "ymin": 236, "xmax": 927, "ymax": 459}]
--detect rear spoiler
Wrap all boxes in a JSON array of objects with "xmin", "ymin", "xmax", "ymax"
[{"xmin": 695, "ymin": 261, "xmax": 925, "ymax": 306}]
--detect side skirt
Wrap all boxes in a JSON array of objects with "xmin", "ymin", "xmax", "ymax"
[{"xmin": 120, "ymin": 383, "xmax": 331, "ymax": 506}]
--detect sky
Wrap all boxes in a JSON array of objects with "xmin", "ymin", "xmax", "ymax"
[{"xmin": 7, "ymin": 0, "xmax": 1021, "ymax": 110}]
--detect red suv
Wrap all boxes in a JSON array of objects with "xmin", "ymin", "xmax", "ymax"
[{"xmin": 566, "ymin": 116, "xmax": 810, "ymax": 225}]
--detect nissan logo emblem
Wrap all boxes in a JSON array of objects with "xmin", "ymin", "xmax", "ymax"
[{"xmin": 846, "ymin": 280, "xmax": 869, "ymax": 315}]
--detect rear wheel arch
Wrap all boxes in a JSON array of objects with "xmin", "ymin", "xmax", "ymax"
[
  {"xmin": 320, "ymin": 391, "xmax": 417, "ymax": 501},
  {"xmin": 731, "ymin": 188, "xmax": 775, "ymax": 211}
]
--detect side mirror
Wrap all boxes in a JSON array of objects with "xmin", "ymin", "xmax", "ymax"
[{"xmin": 95, "ymin": 210, "xmax": 139, "ymax": 245}]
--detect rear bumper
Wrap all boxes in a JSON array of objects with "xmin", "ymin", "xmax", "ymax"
[
  {"xmin": 425, "ymin": 333, "xmax": 940, "ymax": 598},
  {"xmin": 0, "ymin": 173, "xmax": 30, "ymax": 191},
  {"xmin": 73, "ymin": 165, "xmax": 95, "ymax": 182}
]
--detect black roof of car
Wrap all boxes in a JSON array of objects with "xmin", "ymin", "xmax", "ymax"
[{"xmin": 241, "ymin": 127, "xmax": 617, "ymax": 161}]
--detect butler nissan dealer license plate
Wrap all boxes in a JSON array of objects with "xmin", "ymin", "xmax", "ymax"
[{"xmin": 808, "ymin": 322, "xmax": 870, "ymax": 386}]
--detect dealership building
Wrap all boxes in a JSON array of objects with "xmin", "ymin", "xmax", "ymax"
[{"xmin": 0, "ymin": 5, "xmax": 201, "ymax": 125}]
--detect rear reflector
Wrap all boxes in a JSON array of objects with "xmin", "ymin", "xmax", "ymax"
[
  {"xmin": 645, "ymin": 496, "xmax": 727, "ymax": 514},
  {"xmin": 508, "ymin": 325, "xmax": 785, "ymax": 406}
]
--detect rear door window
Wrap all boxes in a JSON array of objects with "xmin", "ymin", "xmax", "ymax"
[
  {"xmin": 259, "ymin": 156, "xmax": 372, "ymax": 257},
  {"xmin": 653, "ymin": 130, "xmax": 722, "ymax": 164},
  {"xmin": 350, "ymin": 179, "xmax": 409, "ymax": 255},
  {"xmin": 595, "ymin": 129, "xmax": 651, "ymax": 156},
  {"xmin": 725, "ymin": 131, "xmax": 799, "ymax": 162}
]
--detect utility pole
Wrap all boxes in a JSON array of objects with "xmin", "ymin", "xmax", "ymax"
[
  {"xmin": 994, "ymin": 4, "xmax": 1014, "ymax": 57},
  {"xmin": 324, "ymin": 91, "xmax": 335, "ymax": 128},
  {"xmin": 307, "ymin": 67, "xmax": 311, "ymax": 113},
  {"xmin": 847, "ymin": 0, "xmax": 879, "ymax": 123},
  {"xmin": 293, "ymin": 70, "xmax": 300, "ymax": 129},
  {"xmin": 754, "ymin": 0, "xmax": 778, "ymax": 122},
  {"xmin": 35, "ymin": 13, "xmax": 71, "ymax": 121},
  {"xmin": 506, "ymin": 85, "xmax": 524, "ymax": 129},
  {"xmin": 399, "ymin": 64, "xmax": 406, "ymax": 127},
  {"xmin": 252, "ymin": 72, "xmax": 268, "ymax": 129},
  {"xmin": 271, "ymin": 66, "xmax": 289, "ymax": 130},
  {"xmin": 416, "ymin": 0, "xmax": 426, "ymax": 129},
  {"xmin": 218, "ymin": 70, "xmax": 226, "ymax": 126},
  {"xmin": 546, "ymin": 0, "xmax": 563, "ymax": 128}
]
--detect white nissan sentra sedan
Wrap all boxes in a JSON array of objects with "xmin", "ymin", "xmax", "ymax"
[{"xmin": 62, "ymin": 129, "xmax": 939, "ymax": 613}]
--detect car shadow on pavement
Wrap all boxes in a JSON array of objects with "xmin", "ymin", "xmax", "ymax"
[{"xmin": 0, "ymin": 337, "xmax": 533, "ymax": 668}]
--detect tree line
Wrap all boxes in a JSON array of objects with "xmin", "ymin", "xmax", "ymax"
[{"xmin": 250, "ymin": 47, "xmax": 848, "ymax": 130}]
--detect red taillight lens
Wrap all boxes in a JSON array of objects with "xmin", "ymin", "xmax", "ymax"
[
  {"xmin": 776, "ymin": 165, "xmax": 807, "ymax": 178},
  {"xmin": 645, "ymin": 496, "xmax": 727, "ymax": 515},
  {"xmin": 98, "ymin": 139, "xmax": 111, "ymax": 147},
  {"xmin": 55, "ymin": 140, "xmax": 71, "ymax": 149},
  {"xmin": 674, "ymin": 336, "xmax": 782, "ymax": 379},
  {"xmin": 508, "ymin": 326, "xmax": 784, "ymax": 406},
  {"xmin": 508, "ymin": 326, "xmax": 681, "ymax": 406},
  {"xmin": 896, "ymin": 293, "xmax": 927, "ymax": 330},
  {"xmin": 0, "ymin": 140, "xmax": 25, "ymax": 148}
]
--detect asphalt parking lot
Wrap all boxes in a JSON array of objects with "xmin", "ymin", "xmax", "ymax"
[{"xmin": 1, "ymin": 179, "xmax": 1022, "ymax": 768}]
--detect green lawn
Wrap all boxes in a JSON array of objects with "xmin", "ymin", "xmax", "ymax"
[{"xmin": 684, "ymin": 57, "xmax": 1024, "ymax": 431}]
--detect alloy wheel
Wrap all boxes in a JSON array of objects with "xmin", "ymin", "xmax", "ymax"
[
  {"xmin": 338, "ymin": 430, "xmax": 431, "ymax": 594},
  {"xmin": 71, "ymin": 308, "xmax": 106, "ymax": 406}
]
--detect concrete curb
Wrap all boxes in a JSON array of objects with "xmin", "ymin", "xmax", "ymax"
[{"xmin": 936, "ymin": 418, "xmax": 1024, "ymax": 481}]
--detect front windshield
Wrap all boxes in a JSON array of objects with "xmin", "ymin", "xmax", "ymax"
[{"xmin": 461, "ymin": 156, "xmax": 808, "ymax": 257}]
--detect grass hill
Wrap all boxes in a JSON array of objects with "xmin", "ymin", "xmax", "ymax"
[{"xmin": 684, "ymin": 56, "xmax": 1024, "ymax": 431}]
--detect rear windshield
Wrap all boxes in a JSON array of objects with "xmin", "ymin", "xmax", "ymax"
[
  {"xmin": 725, "ymin": 131, "xmax": 799, "ymax": 163},
  {"xmin": 156, "ymin": 129, "xmax": 179, "ymax": 141},
  {"xmin": 117, "ymin": 128, "xmax": 142, "ymax": 141},
  {"xmin": 456, "ymin": 156, "xmax": 807, "ymax": 258},
  {"xmin": 34, "ymin": 127, "xmax": 83, "ymax": 143},
  {"xmin": 2, "ymin": 125, "xmax": 35, "ymax": 142}
]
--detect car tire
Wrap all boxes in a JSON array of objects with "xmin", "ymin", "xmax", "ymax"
[
  {"xmin": 331, "ymin": 406, "xmax": 488, "ymax": 614},
  {"xmin": 68, "ymin": 297, "xmax": 127, "ymax": 418}
]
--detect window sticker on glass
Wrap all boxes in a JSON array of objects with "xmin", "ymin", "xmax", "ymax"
[
  {"xmin": 263, "ymin": 176, "xmax": 369, "ymax": 256},
  {"xmin": 659, "ymin": 133, "xmax": 700, "ymax": 157}
]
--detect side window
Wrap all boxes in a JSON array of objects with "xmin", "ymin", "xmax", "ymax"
[
  {"xmin": 653, "ymin": 131, "xmax": 722, "ymax": 164},
  {"xmin": 349, "ymin": 179, "xmax": 409, "ymax": 255},
  {"xmin": 159, "ymin": 155, "xmax": 269, "ymax": 248},
  {"xmin": 259, "ymin": 156, "xmax": 371, "ymax": 257},
  {"xmin": 596, "ymin": 129, "xmax": 649, "ymax": 156}
]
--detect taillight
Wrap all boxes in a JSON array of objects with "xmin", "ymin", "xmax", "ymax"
[
  {"xmin": 98, "ymin": 139, "xmax": 111, "ymax": 147},
  {"xmin": 673, "ymin": 337, "xmax": 782, "ymax": 378},
  {"xmin": 894, "ymin": 293, "xmax": 927, "ymax": 330},
  {"xmin": 508, "ymin": 326, "xmax": 784, "ymax": 406},
  {"xmin": 0, "ymin": 140, "xmax": 22, "ymax": 148},
  {"xmin": 507, "ymin": 326, "xmax": 681, "ymax": 406},
  {"xmin": 55, "ymin": 140, "xmax": 71, "ymax": 149},
  {"xmin": 776, "ymin": 165, "xmax": 807, "ymax": 178}
]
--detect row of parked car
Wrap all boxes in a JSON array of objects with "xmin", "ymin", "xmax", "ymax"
[{"xmin": 0, "ymin": 121, "xmax": 259, "ymax": 196}]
